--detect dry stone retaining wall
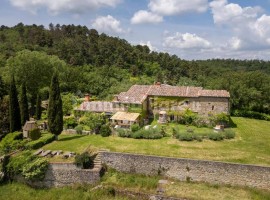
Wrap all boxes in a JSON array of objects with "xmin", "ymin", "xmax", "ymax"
[
  {"xmin": 100, "ymin": 152, "xmax": 270, "ymax": 190},
  {"xmin": 28, "ymin": 163, "xmax": 101, "ymax": 187}
]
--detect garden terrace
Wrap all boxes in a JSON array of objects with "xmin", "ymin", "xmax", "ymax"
[{"xmin": 43, "ymin": 117, "xmax": 270, "ymax": 166}]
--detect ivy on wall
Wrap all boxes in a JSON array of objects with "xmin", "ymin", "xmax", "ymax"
[{"xmin": 150, "ymin": 96, "xmax": 188, "ymax": 110}]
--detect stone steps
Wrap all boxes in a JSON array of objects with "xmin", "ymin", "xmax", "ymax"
[{"xmin": 93, "ymin": 152, "xmax": 102, "ymax": 169}]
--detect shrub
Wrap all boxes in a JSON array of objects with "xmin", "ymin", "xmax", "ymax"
[
  {"xmin": 106, "ymin": 187, "xmax": 116, "ymax": 197},
  {"xmin": 74, "ymin": 125, "xmax": 83, "ymax": 134},
  {"xmin": 193, "ymin": 135, "xmax": 203, "ymax": 142},
  {"xmin": 118, "ymin": 127, "xmax": 163, "ymax": 139},
  {"xmin": 208, "ymin": 132, "xmax": 224, "ymax": 141},
  {"xmin": 144, "ymin": 128, "xmax": 163, "ymax": 139},
  {"xmin": 0, "ymin": 155, "xmax": 9, "ymax": 183},
  {"xmin": 7, "ymin": 151, "xmax": 33, "ymax": 176},
  {"xmin": 131, "ymin": 129, "xmax": 144, "ymax": 139},
  {"xmin": 41, "ymin": 110, "xmax": 47, "ymax": 120},
  {"xmin": 178, "ymin": 132, "xmax": 194, "ymax": 141},
  {"xmin": 232, "ymin": 110, "xmax": 270, "ymax": 121},
  {"xmin": 75, "ymin": 151, "xmax": 96, "ymax": 169},
  {"xmin": 131, "ymin": 124, "xmax": 140, "ymax": 132},
  {"xmin": 209, "ymin": 113, "xmax": 230, "ymax": 127},
  {"xmin": 224, "ymin": 129, "xmax": 236, "ymax": 139},
  {"xmin": 64, "ymin": 116, "xmax": 78, "ymax": 129},
  {"xmin": 22, "ymin": 157, "xmax": 48, "ymax": 181},
  {"xmin": 7, "ymin": 151, "xmax": 48, "ymax": 181},
  {"xmin": 160, "ymin": 126, "xmax": 167, "ymax": 137},
  {"xmin": 0, "ymin": 132, "xmax": 25, "ymax": 154},
  {"xmin": 28, "ymin": 128, "xmax": 41, "ymax": 140},
  {"xmin": 117, "ymin": 129, "xmax": 131, "ymax": 138},
  {"xmin": 78, "ymin": 113, "xmax": 106, "ymax": 133},
  {"xmin": 192, "ymin": 116, "xmax": 208, "ymax": 128},
  {"xmin": 179, "ymin": 109, "xmax": 198, "ymax": 125},
  {"xmin": 25, "ymin": 133, "xmax": 55, "ymax": 149},
  {"xmin": 172, "ymin": 127, "xmax": 179, "ymax": 138},
  {"xmin": 133, "ymin": 128, "xmax": 163, "ymax": 139},
  {"xmin": 100, "ymin": 124, "xmax": 111, "ymax": 137}
]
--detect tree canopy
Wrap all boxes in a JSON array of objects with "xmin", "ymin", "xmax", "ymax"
[
  {"xmin": 47, "ymin": 72, "xmax": 63, "ymax": 137},
  {"xmin": 0, "ymin": 23, "xmax": 269, "ymax": 116}
]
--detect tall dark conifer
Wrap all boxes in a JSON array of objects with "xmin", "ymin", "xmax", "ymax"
[
  {"xmin": 9, "ymin": 76, "xmax": 21, "ymax": 132},
  {"xmin": 47, "ymin": 72, "xmax": 63, "ymax": 139},
  {"xmin": 35, "ymin": 93, "xmax": 42, "ymax": 120},
  {"xmin": 20, "ymin": 82, "xmax": 29, "ymax": 125},
  {"xmin": 0, "ymin": 76, "xmax": 6, "ymax": 100}
]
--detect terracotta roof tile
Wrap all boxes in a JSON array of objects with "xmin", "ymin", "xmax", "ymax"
[
  {"xmin": 199, "ymin": 90, "xmax": 230, "ymax": 98},
  {"xmin": 117, "ymin": 85, "xmax": 149, "ymax": 104},
  {"xmin": 110, "ymin": 112, "xmax": 140, "ymax": 121},
  {"xmin": 116, "ymin": 84, "xmax": 230, "ymax": 104}
]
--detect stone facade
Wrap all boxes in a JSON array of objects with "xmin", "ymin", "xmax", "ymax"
[
  {"xmin": 26, "ymin": 163, "xmax": 101, "ymax": 188},
  {"xmin": 148, "ymin": 96, "xmax": 230, "ymax": 117},
  {"xmin": 77, "ymin": 84, "xmax": 230, "ymax": 124},
  {"xmin": 194, "ymin": 97, "xmax": 230, "ymax": 115},
  {"xmin": 100, "ymin": 152, "xmax": 270, "ymax": 190}
]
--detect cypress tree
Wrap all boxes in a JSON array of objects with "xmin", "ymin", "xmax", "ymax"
[
  {"xmin": 20, "ymin": 82, "xmax": 29, "ymax": 125},
  {"xmin": 35, "ymin": 93, "xmax": 42, "ymax": 120},
  {"xmin": 47, "ymin": 72, "xmax": 63, "ymax": 139},
  {"xmin": 9, "ymin": 76, "xmax": 21, "ymax": 132},
  {"xmin": 0, "ymin": 76, "xmax": 6, "ymax": 100}
]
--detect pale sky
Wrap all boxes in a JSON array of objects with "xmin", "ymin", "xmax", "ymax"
[{"xmin": 1, "ymin": 0, "xmax": 270, "ymax": 60}]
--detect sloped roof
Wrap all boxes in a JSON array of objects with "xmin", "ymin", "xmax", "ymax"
[
  {"xmin": 198, "ymin": 90, "xmax": 230, "ymax": 98},
  {"xmin": 110, "ymin": 112, "xmax": 140, "ymax": 121},
  {"xmin": 77, "ymin": 101, "xmax": 115, "ymax": 112},
  {"xmin": 117, "ymin": 85, "xmax": 149, "ymax": 104},
  {"xmin": 115, "ymin": 84, "xmax": 230, "ymax": 104},
  {"xmin": 148, "ymin": 85, "xmax": 202, "ymax": 97},
  {"xmin": 23, "ymin": 121, "xmax": 37, "ymax": 131}
]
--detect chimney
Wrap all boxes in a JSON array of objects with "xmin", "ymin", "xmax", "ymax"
[
  {"xmin": 84, "ymin": 93, "xmax": 90, "ymax": 102},
  {"xmin": 155, "ymin": 82, "xmax": 161, "ymax": 86},
  {"xmin": 113, "ymin": 95, "xmax": 119, "ymax": 101}
]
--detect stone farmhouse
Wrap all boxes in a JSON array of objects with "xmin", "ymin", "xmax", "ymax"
[{"xmin": 77, "ymin": 83, "xmax": 230, "ymax": 127}]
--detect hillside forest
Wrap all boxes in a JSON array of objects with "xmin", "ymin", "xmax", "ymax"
[{"xmin": 0, "ymin": 23, "xmax": 270, "ymax": 133}]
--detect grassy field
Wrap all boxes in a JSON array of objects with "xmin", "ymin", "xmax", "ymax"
[
  {"xmin": 44, "ymin": 117, "xmax": 270, "ymax": 166},
  {"xmin": 0, "ymin": 182, "xmax": 130, "ymax": 200},
  {"xmin": 1, "ymin": 170, "xmax": 269, "ymax": 200}
]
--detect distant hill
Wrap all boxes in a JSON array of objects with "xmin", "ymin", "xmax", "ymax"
[{"xmin": 0, "ymin": 23, "xmax": 269, "ymax": 114}]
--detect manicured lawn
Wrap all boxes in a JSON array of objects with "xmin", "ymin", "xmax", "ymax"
[{"xmin": 44, "ymin": 117, "xmax": 270, "ymax": 166}]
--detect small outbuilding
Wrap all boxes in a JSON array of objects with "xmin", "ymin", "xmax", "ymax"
[
  {"xmin": 110, "ymin": 112, "xmax": 140, "ymax": 128},
  {"xmin": 158, "ymin": 111, "xmax": 167, "ymax": 124},
  {"xmin": 23, "ymin": 120, "xmax": 38, "ymax": 138}
]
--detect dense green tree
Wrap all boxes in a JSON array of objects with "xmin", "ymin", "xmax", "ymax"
[
  {"xmin": 79, "ymin": 113, "xmax": 106, "ymax": 133},
  {"xmin": 0, "ymin": 96, "xmax": 9, "ymax": 134},
  {"xmin": 9, "ymin": 76, "xmax": 21, "ymax": 132},
  {"xmin": 0, "ymin": 23, "xmax": 270, "ymax": 115},
  {"xmin": 35, "ymin": 93, "xmax": 42, "ymax": 120},
  {"xmin": 62, "ymin": 93, "xmax": 74, "ymax": 116},
  {"xmin": 0, "ymin": 76, "xmax": 6, "ymax": 100},
  {"xmin": 4, "ymin": 50, "xmax": 67, "ymax": 110},
  {"xmin": 47, "ymin": 72, "xmax": 63, "ymax": 138},
  {"xmin": 20, "ymin": 82, "xmax": 29, "ymax": 125}
]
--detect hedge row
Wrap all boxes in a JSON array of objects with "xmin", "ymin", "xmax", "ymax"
[
  {"xmin": 6, "ymin": 151, "xmax": 48, "ymax": 181},
  {"xmin": 117, "ymin": 127, "xmax": 164, "ymax": 139},
  {"xmin": 232, "ymin": 110, "xmax": 270, "ymax": 121},
  {"xmin": 0, "ymin": 132, "xmax": 24, "ymax": 154},
  {"xmin": 25, "ymin": 133, "xmax": 55, "ymax": 149},
  {"xmin": 174, "ymin": 129, "xmax": 235, "ymax": 142}
]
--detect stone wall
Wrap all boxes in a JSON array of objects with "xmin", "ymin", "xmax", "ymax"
[
  {"xmin": 147, "ymin": 96, "xmax": 229, "ymax": 118},
  {"xmin": 100, "ymin": 152, "xmax": 270, "ymax": 190},
  {"xmin": 194, "ymin": 97, "xmax": 230, "ymax": 115},
  {"xmin": 28, "ymin": 163, "xmax": 101, "ymax": 187}
]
